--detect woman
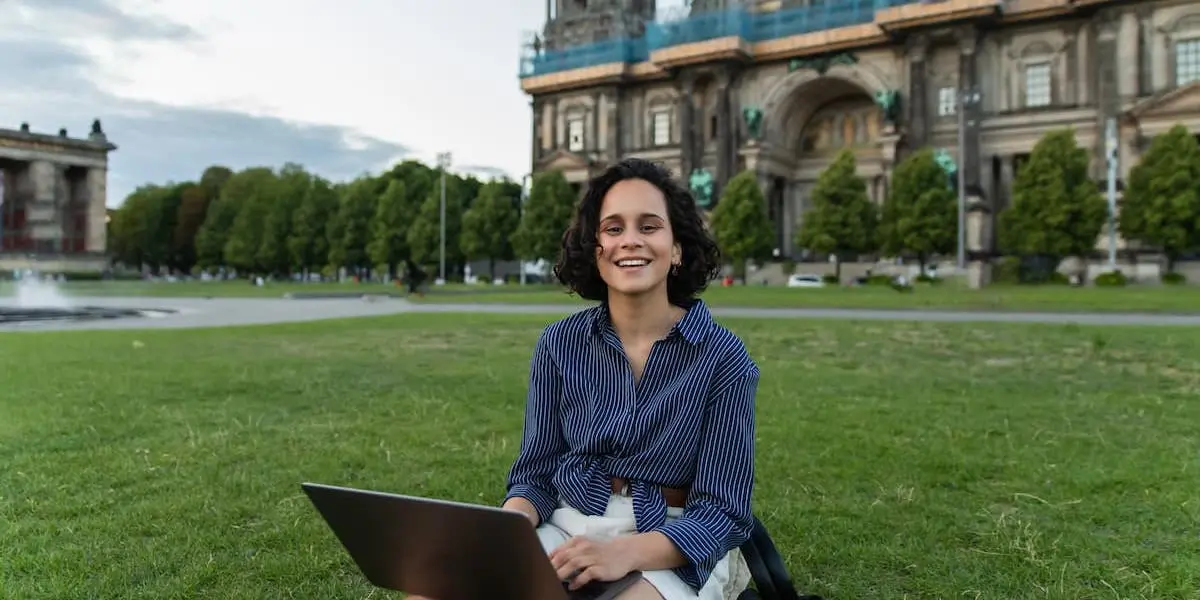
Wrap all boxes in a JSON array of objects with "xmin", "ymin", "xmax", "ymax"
[
  {"xmin": 506, "ymin": 158, "xmax": 759, "ymax": 600},
  {"xmin": 411, "ymin": 158, "xmax": 758, "ymax": 600}
]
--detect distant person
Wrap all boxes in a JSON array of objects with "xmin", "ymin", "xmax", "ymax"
[
  {"xmin": 410, "ymin": 158, "xmax": 758, "ymax": 600},
  {"xmin": 404, "ymin": 260, "xmax": 426, "ymax": 297}
]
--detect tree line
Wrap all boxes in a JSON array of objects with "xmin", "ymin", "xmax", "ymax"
[
  {"xmin": 108, "ymin": 161, "xmax": 580, "ymax": 280},
  {"xmin": 709, "ymin": 125, "xmax": 1200, "ymax": 283},
  {"xmin": 110, "ymin": 124, "xmax": 1199, "ymax": 284}
]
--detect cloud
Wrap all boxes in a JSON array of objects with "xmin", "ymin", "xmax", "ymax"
[{"xmin": 0, "ymin": 0, "xmax": 413, "ymax": 205}]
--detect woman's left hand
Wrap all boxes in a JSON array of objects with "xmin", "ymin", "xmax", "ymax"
[{"xmin": 548, "ymin": 535, "xmax": 636, "ymax": 590}]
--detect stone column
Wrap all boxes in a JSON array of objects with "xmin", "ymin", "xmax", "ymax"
[
  {"xmin": 905, "ymin": 34, "xmax": 930, "ymax": 151},
  {"xmin": 86, "ymin": 167, "xmax": 108, "ymax": 253},
  {"xmin": 957, "ymin": 26, "xmax": 983, "ymax": 199},
  {"xmin": 1094, "ymin": 10, "xmax": 1121, "ymax": 179},
  {"xmin": 1117, "ymin": 10, "xmax": 1139, "ymax": 102},
  {"xmin": 27, "ymin": 160, "xmax": 62, "ymax": 251},
  {"xmin": 677, "ymin": 73, "xmax": 697, "ymax": 179},
  {"xmin": 606, "ymin": 88, "xmax": 621, "ymax": 163},
  {"xmin": 530, "ymin": 99, "xmax": 542, "ymax": 171},
  {"xmin": 715, "ymin": 67, "xmax": 735, "ymax": 199},
  {"xmin": 999, "ymin": 155, "xmax": 1014, "ymax": 211}
]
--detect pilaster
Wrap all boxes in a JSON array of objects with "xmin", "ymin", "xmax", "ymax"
[
  {"xmin": 905, "ymin": 34, "xmax": 930, "ymax": 150},
  {"xmin": 677, "ymin": 72, "xmax": 698, "ymax": 180},
  {"xmin": 715, "ymin": 66, "xmax": 736, "ymax": 200},
  {"xmin": 1116, "ymin": 10, "xmax": 1139, "ymax": 102},
  {"xmin": 957, "ymin": 26, "xmax": 983, "ymax": 200},
  {"xmin": 86, "ymin": 167, "xmax": 108, "ymax": 253},
  {"xmin": 530, "ymin": 98, "xmax": 542, "ymax": 172}
]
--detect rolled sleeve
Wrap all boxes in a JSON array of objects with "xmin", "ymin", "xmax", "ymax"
[
  {"xmin": 504, "ymin": 329, "xmax": 567, "ymax": 526},
  {"xmin": 655, "ymin": 360, "xmax": 758, "ymax": 590}
]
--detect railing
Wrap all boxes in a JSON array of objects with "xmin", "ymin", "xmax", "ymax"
[
  {"xmin": 645, "ymin": 7, "xmax": 751, "ymax": 50},
  {"xmin": 747, "ymin": 0, "xmax": 913, "ymax": 42},
  {"xmin": 519, "ymin": 37, "xmax": 646, "ymax": 78},
  {"xmin": 519, "ymin": 0, "xmax": 931, "ymax": 78}
]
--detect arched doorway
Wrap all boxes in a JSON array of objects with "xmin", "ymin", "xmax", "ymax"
[{"xmin": 772, "ymin": 76, "xmax": 890, "ymax": 259}]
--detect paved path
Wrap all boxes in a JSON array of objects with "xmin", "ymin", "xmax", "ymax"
[{"xmin": 4, "ymin": 295, "xmax": 1200, "ymax": 332}]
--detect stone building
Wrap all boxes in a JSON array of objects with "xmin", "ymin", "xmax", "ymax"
[
  {"xmin": 518, "ymin": 0, "xmax": 1200, "ymax": 263},
  {"xmin": 0, "ymin": 120, "xmax": 115, "ymax": 273}
]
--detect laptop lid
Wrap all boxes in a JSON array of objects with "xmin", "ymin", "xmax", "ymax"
[{"xmin": 301, "ymin": 482, "xmax": 568, "ymax": 600}]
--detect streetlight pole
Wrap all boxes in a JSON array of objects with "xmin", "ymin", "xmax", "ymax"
[
  {"xmin": 956, "ymin": 85, "xmax": 981, "ymax": 272},
  {"xmin": 1105, "ymin": 118, "xmax": 1119, "ymax": 270},
  {"xmin": 436, "ymin": 152, "xmax": 452, "ymax": 284}
]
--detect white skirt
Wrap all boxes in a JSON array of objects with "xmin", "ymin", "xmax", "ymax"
[{"xmin": 535, "ymin": 495, "xmax": 748, "ymax": 600}]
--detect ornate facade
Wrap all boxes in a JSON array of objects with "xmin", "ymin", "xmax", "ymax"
[
  {"xmin": 0, "ymin": 120, "xmax": 114, "ymax": 273},
  {"xmin": 519, "ymin": 0, "xmax": 1200, "ymax": 261}
]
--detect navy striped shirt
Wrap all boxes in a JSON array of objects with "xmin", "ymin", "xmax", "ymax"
[{"xmin": 504, "ymin": 299, "xmax": 758, "ymax": 591}]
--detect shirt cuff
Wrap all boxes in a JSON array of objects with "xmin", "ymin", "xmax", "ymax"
[
  {"xmin": 504, "ymin": 484, "xmax": 559, "ymax": 526},
  {"xmin": 654, "ymin": 517, "xmax": 722, "ymax": 590}
]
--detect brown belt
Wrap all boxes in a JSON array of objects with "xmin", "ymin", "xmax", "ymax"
[{"xmin": 610, "ymin": 477, "xmax": 690, "ymax": 508}]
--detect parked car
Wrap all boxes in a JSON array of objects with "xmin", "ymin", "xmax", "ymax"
[{"xmin": 786, "ymin": 274, "xmax": 825, "ymax": 288}]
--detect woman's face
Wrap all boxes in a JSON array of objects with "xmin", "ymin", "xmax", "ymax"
[{"xmin": 594, "ymin": 178, "xmax": 681, "ymax": 300}]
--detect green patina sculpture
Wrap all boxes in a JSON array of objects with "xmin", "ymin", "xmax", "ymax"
[
  {"xmin": 873, "ymin": 89, "xmax": 901, "ymax": 125},
  {"xmin": 689, "ymin": 168, "xmax": 715, "ymax": 208},
  {"xmin": 788, "ymin": 52, "xmax": 857, "ymax": 75},
  {"xmin": 742, "ymin": 106, "xmax": 764, "ymax": 140},
  {"xmin": 934, "ymin": 149, "xmax": 958, "ymax": 187}
]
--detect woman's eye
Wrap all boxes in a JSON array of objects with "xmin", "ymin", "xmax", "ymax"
[
  {"xmin": 604, "ymin": 226, "xmax": 622, "ymax": 235},
  {"xmin": 640, "ymin": 225, "xmax": 660, "ymax": 233}
]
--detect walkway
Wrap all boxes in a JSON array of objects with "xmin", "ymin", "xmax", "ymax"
[{"xmin": 3, "ymin": 296, "xmax": 1200, "ymax": 331}]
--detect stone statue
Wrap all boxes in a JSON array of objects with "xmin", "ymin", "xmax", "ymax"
[
  {"xmin": 91, "ymin": 119, "xmax": 104, "ymax": 135},
  {"xmin": 689, "ymin": 168, "xmax": 715, "ymax": 208},
  {"xmin": 873, "ymin": 90, "xmax": 901, "ymax": 126},
  {"xmin": 934, "ymin": 149, "xmax": 958, "ymax": 187},
  {"xmin": 742, "ymin": 106, "xmax": 763, "ymax": 141}
]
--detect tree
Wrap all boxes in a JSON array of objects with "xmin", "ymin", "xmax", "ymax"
[
  {"xmin": 461, "ymin": 180, "xmax": 520, "ymax": 278},
  {"xmin": 256, "ymin": 163, "xmax": 311, "ymax": 275},
  {"xmin": 513, "ymin": 170, "xmax": 576, "ymax": 262},
  {"xmin": 1119, "ymin": 124, "xmax": 1200, "ymax": 273},
  {"xmin": 407, "ymin": 173, "xmax": 464, "ymax": 268},
  {"xmin": 367, "ymin": 179, "xmax": 409, "ymax": 278},
  {"xmin": 172, "ymin": 183, "xmax": 209, "ymax": 274},
  {"xmin": 329, "ymin": 176, "xmax": 379, "ymax": 272},
  {"xmin": 999, "ymin": 128, "xmax": 1107, "ymax": 271},
  {"xmin": 708, "ymin": 170, "xmax": 774, "ymax": 281},
  {"xmin": 795, "ymin": 149, "xmax": 878, "ymax": 281},
  {"xmin": 288, "ymin": 176, "xmax": 339, "ymax": 275},
  {"xmin": 195, "ymin": 167, "xmax": 275, "ymax": 270},
  {"xmin": 110, "ymin": 184, "xmax": 174, "ymax": 272},
  {"xmin": 878, "ymin": 147, "xmax": 957, "ymax": 272}
]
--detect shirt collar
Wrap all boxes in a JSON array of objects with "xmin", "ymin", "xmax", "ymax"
[{"xmin": 590, "ymin": 298, "xmax": 713, "ymax": 346}]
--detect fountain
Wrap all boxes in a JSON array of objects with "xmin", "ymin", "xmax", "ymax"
[{"xmin": 0, "ymin": 269, "xmax": 171, "ymax": 325}]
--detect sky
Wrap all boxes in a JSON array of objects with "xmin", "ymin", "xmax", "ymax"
[{"xmin": 0, "ymin": 0, "xmax": 568, "ymax": 205}]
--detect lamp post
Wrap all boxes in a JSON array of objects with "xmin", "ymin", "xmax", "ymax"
[
  {"xmin": 436, "ymin": 152, "xmax": 452, "ymax": 284},
  {"xmin": 1104, "ymin": 117, "xmax": 1119, "ymax": 270},
  {"xmin": 956, "ymin": 85, "xmax": 981, "ymax": 271}
]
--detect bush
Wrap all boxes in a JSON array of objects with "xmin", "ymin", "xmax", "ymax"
[
  {"xmin": 1162, "ymin": 271, "xmax": 1187, "ymax": 285},
  {"xmin": 992, "ymin": 256, "xmax": 1021, "ymax": 284},
  {"xmin": 915, "ymin": 273, "xmax": 943, "ymax": 284},
  {"xmin": 780, "ymin": 259, "xmax": 796, "ymax": 276},
  {"xmin": 822, "ymin": 274, "xmax": 839, "ymax": 284},
  {"xmin": 864, "ymin": 274, "xmax": 893, "ymax": 286},
  {"xmin": 1094, "ymin": 270, "xmax": 1127, "ymax": 287}
]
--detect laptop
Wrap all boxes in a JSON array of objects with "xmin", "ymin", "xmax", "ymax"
[{"xmin": 301, "ymin": 482, "xmax": 643, "ymax": 600}]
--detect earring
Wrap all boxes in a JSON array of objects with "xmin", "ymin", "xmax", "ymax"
[{"xmin": 671, "ymin": 263, "xmax": 680, "ymax": 276}]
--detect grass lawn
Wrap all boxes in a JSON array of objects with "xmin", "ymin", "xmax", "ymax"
[
  {"xmin": 2, "ymin": 314, "xmax": 1197, "ymax": 599},
  {"xmin": 5, "ymin": 279, "xmax": 1200, "ymax": 314}
]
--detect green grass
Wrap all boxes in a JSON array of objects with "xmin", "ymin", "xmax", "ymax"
[
  {"xmin": 4, "ymin": 279, "xmax": 1200, "ymax": 314},
  {"xmin": 2, "ymin": 314, "xmax": 1198, "ymax": 599}
]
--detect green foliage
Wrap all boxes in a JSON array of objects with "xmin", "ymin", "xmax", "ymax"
[
  {"xmin": 999, "ymin": 129, "xmax": 1107, "ymax": 261},
  {"xmin": 879, "ymin": 148, "xmax": 956, "ymax": 269},
  {"xmin": 709, "ymin": 170, "xmax": 775, "ymax": 274},
  {"xmin": 1119, "ymin": 124, "xmax": 1200, "ymax": 272},
  {"xmin": 366, "ymin": 179, "xmax": 410, "ymax": 276},
  {"xmin": 406, "ymin": 172, "xmax": 465, "ymax": 265},
  {"xmin": 287, "ymin": 177, "xmax": 338, "ymax": 274},
  {"xmin": 461, "ymin": 180, "xmax": 521, "ymax": 275},
  {"xmin": 513, "ymin": 170, "xmax": 577, "ymax": 261},
  {"xmin": 1162, "ymin": 271, "xmax": 1187, "ymax": 285},
  {"xmin": 329, "ymin": 177, "xmax": 379, "ymax": 270},
  {"xmin": 795, "ymin": 150, "xmax": 878, "ymax": 278},
  {"xmin": 1094, "ymin": 270, "xmax": 1127, "ymax": 287}
]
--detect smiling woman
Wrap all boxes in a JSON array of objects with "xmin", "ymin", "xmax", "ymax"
[{"xmin": 474, "ymin": 158, "xmax": 756, "ymax": 600}]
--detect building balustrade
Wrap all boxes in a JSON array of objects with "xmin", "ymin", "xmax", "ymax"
[{"xmin": 519, "ymin": 0, "xmax": 931, "ymax": 78}]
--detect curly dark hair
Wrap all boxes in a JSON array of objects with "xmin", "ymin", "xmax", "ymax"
[{"xmin": 554, "ymin": 158, "xmax": 722, "ymax": 307}]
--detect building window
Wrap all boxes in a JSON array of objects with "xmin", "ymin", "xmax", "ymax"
[
  {"xmin": 1024, "ymin": 62, "xmax": 1051, "ymax": 108},
  {"xmin": 1176, "ymin": 38, "xmax": 1200, "ymax": 86},
  {"xmin": 937, "ymin": 87, "xmax": 956, "ymax": 116},
  {"xmin": 567, "ymin": 118, "xmax": 584, "ymax": 151},
  {"xmin": 652, "ymin": 110, "xmax": 671, "ymax": 146}
]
